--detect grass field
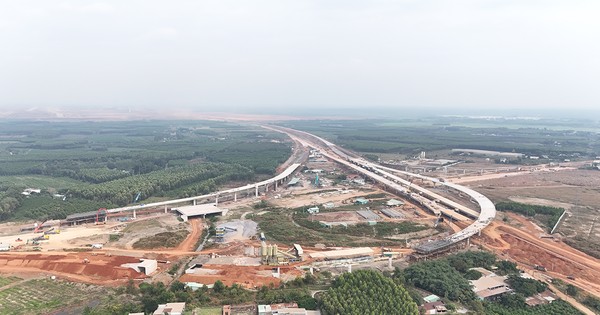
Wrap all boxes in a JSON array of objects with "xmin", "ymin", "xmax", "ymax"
[
  {"xmin": 193, "ymin": 307, "xmax": 222, "ymax": 315},
  {"xmin": 0, "ymin": 278, "xmax": 105, "ymax": 315}
]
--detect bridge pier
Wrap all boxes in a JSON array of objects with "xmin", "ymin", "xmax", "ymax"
[
  {"xmin": 193, "ymin": 199, "xmax": 197, "ymax": 206},
  {"xmin": 234, "ymin": 193, "xmax": 237, "ymax": 202},
  {"xmin": 133, "ymin": 209, "xmax": 137, "ymax": 219},
  {"xmin": 255, "ymin": 185, "xmax": 259, "ymax": 197},
  {"xmin": 215, "ymin": 194, "xmax": 219, "ymax": 206},
  {"xmin": 164, "ymin": 205, "xmax": 168, "ymax": 213}
]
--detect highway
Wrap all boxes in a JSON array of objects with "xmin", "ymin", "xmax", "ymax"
[
  {"xmin": 267, "ymin": 125, "xmax": 496, "ymax": 254},
  {"xmin": 103, "ymin": 163, "xmax": 301, "ymax": 215}
]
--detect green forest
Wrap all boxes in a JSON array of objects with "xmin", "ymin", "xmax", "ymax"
[
  {"xmin": 0, "ymin": 120, "xmax": 291, "ymax": 221},
  {"xmin": 320, "ymin": 270, "xmax": 419, "ymax": 315},
  {"xmin": 281, "ymin": 118, "xmax": 600, "ymax": 158}
]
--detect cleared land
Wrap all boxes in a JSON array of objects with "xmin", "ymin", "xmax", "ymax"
[{"xmin": 467, "ymin": 169, "xmax": 600, "ymax": 258}]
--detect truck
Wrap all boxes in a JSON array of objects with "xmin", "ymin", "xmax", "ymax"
[{"xmin": 534, "ymin": 265, "xmax": 547, "ymax": 272}]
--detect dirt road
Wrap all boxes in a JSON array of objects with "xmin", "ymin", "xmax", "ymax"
[
  {"xmin": 479, "ymin": 217, "xmax": 600, "ymax": 299},
  {"xmin": 175, "ymin": 218, "xmax": 203, "ymax": 252}
]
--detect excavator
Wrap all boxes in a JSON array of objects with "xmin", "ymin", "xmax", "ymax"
[{"xmin": 33, "ymin": 220, "xmax": 48, "ymax": 233}]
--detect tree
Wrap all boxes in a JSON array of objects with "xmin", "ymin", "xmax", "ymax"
[
  {"xmin": 213, "ymin": 280, "xmax": 225, "ymax": 293},
  {"xmin": 320, "ymin": 270, "xmax": 419, "ymax": 315},
  {"xmin": 566, "ymin": 284, "xmax": 579, "ymax": 297}
]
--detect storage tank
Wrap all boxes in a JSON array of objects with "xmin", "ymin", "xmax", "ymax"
[{"xmin": 261, "ymin": 242, "xmax": 267, "ymax": 256}]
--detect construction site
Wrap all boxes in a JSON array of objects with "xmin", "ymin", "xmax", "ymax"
[{"xmin": 0, "ymin": 126, "xmax": 599, "ymax": 314}]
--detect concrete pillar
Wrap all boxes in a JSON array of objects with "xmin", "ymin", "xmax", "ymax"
[
  {"xmin": 133, "ymin": 209, "xmax": 137, "ymax": 219},
  {"xmin": 164, "ymin": 205, "xmax": 168, "ymax": 213},
  {"xmin": 275, "ymin": 181, "xmax": 278, "ymax": 191},
  {"xmin": 266, "ymin": 184, "xmax": 269, "ymax": 192},
  {"xmin": 255, "ymin": 185, "xmax": 259, "ymax": 197},
  {"xmin": 348, "ymin": 264, "xmax": 352, "ymax": 273},
  {"xmin": 388, "ymin": 257, "xmax": 393, "ymax": 269},
  {"xmin": 234, "ymin": 193, "xmax": 237, "ymax": 202},
  {"xmin": 215, "ymin": 195, "xmax": 219, "ymax": 206},
  {"xmin": 193, "ymin": 199, "xmax": 197, "ymax": 206}
]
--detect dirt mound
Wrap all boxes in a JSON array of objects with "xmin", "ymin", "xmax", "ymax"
[{"xmin": 0, "ymin": 253, "xmax": 145, "ymax": 285}]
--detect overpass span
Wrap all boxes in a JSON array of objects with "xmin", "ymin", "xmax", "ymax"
[
  {"xmin": 267, "ymin": 125, "xmax": 496, "ymax": 255},
  {"xmin": 99, "ymin": 163, "xmax": 301, "ymax": 216}
]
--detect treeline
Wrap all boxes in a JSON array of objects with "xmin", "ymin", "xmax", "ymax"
[
  {"xmin": 484, "ymin": 300, "xmax": 583, "ymax": 315},
  {"xmin": 397, "ymin": 251, "xmax": 563, "ymax": 313},
  {"xmin": 71, "ymin": 163, "xmax": 253, "ymax": 206},
  {"xmin": 10, "ymin": 196, "xmax": 115, "ymax": 221},
  {"xmin": 496, "ymin": 201, "xmax": 565, "ymax": 230},
  {"xmin": 320, "ymin": 270, "xmax": 419, "ymax": 315},
  {"xmin": 282, "ymin": 119, "xmax": 599, "ymax": 157},
  {"xmin": 0, "ymin": 186, "xmax": 23, "ymax": 220}
]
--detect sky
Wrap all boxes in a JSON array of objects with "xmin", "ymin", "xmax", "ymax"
[{"xmin": 0, "ymin": 1, "xmax": 599, "ymax": 114}]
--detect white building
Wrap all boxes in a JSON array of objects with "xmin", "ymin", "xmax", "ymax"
[{"xmin": 153, "ymin": 302, "xmax": 185, "ymax": 315}]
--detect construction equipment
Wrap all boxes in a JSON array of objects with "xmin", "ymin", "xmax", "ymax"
[
  {"xmin": 26, "ymin": 239, "xmax": 40, "ymax": 245},
  {"xmin": 534, "ymin": 265, "xmax": 547, "ymax": 272},
  {"xmin": 433, "ymin": 214, "xmax": 443, "ymax": 228},
  {"xmin": 15, "ymin": 238, "xmax": 22, "ymax": 242},
  {"xmin": 44, "ymin": 227, "xmax": 60, "ymax": 235},
  {"xmin": 34, "ymin": 220, "xmax": 48, "ymax": 233},
  {"xmin": 83, "ymin": 258, "xmax": 90, "ymax": 264}
]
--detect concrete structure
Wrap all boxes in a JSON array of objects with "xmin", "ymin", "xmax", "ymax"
[
  {"xmin": 423, "ymin": 294, "xmax": 440, "ymax": 303},
  {"xmin": 386, "ymin": 199, "xmax": 404, "ymax": 207},
  {"xmin": 153, "ymin": 302, "xmax": 185, "ymax": 315},
  {"xmin": 470, "ymin": 272, "xmax": 512, "ymax": 300},
  {"xmin": 354, "ymin": 197, "xmax": 369, "ymax": 205},
  {"xmin": 306, "ymin": 206, "xmax": 319, "ymax": 214},
  {"xmin": 323, "ymin": 202, "xmax": 335, "ymax": 209},
  {"xmin": 309, "ymin": 247, "xmax": 373, "ymax": 260},
  {"xmin": 287, "ymin": 177, "xmax": 300, "ymax": 186},
  {"xmin": 65, "ymin": 163, "xmax": 301, "ymax": 221},
  {"xmin": 381, "ymin": 208, "xmax": 403, "ymax": 219},
  {"xmin": 356, "ymin": 210, "xmax": 380, "ymax": 221},
  {"xmin": 65, "ymin": 210, "xmax": 106, "ymax": 225},
  {"xmin": 258, "ymin": 303, "xmax": 319, "ymax": 315},
  {"xmin": 265, "ymin": 126, "xmax": 496, "ymax": 257},
  {"xmin": 423, "ymin": 301, "xmax": 447, "ymax": 314},
  {"xmin": 525, "ymin": 290, "xmax": 558, "ymax": 306},
  {"xmin": 122, "ymin": 259, "xmax": 158, "ymax": 276},
  {"xmin": 293, "ymin": 244, "xmax": 303, "ymax": 256},
  {"xmin": 173, "ymin": 204, "xmax": 226, "ymax": 222}
]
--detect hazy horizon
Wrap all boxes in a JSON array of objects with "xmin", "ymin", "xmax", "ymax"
[{"xmin": 1, "ymin": 1, "xmax": 599, "ymax": 112}]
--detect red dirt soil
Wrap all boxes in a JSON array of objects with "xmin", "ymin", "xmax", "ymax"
[
  {"xmin": 176, "ymin": 218, "xmax": 203, "ymax": 252},
  {"xmin": 477, "ymin": 214, "xmax": 600, "ymax": 297},
  {"xmin": 0, "ymin": 252, "xmax": 145, "ymax": 286},
  {"xmin": 179, "ymin": 264, "xmax": 304, "ymax": 289}
]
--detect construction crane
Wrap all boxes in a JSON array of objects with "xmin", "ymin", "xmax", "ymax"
[
  {"xmin": 33, "ymin": 220, "xmax": 47, "ymax": 233},
  {"xmin": 133, "ymin": 192, "xmax": 142, "ymax": 203}
]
